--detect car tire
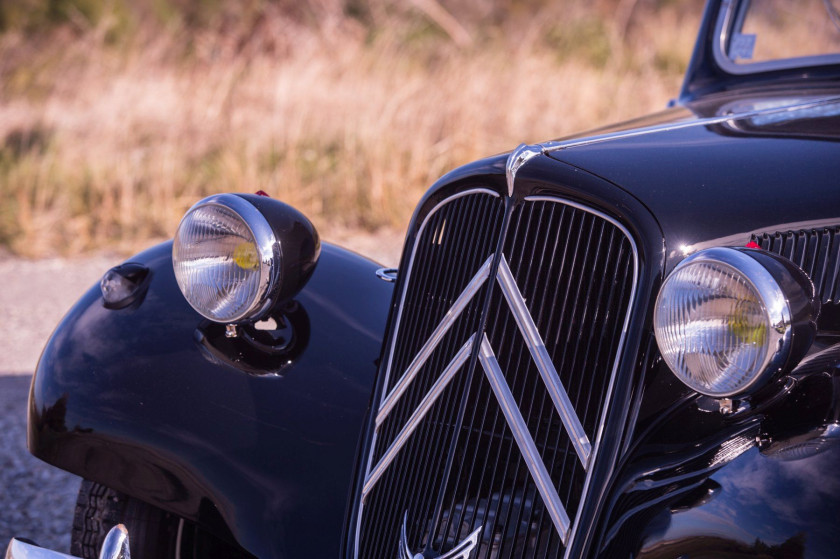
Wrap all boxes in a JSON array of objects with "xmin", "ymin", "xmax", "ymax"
[{"xmin": 70, "ymin": 480, "xmax": 251, "ymax": 559}]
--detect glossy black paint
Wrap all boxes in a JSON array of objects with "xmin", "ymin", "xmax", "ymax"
[
  {"xmin": 29, "ymin": 241, "xmax": 393, "ymax": 559},
  {"xmin": 235, "ymin": 193, "xmax": 321, "ymax": 307},
  {"xmin": 626, "ymin": 356, "xmax": 840, "ymax": 559},
  {"xmin": 547, "ymin": 96, "xmax": 840, "ymax": 275}
]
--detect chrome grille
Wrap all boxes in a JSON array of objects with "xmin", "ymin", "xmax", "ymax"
[
  {"xmin": 753, "ymin": 227, "xmax": 840, "ymax": 304},
  {"xmin": 356, "ymin": 191, "xmax": 637, "ymax": 559}
]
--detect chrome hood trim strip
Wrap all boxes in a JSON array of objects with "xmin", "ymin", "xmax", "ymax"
[{"xmin": 541, "ymin": 95, "xmax": 840, "ymax": 153}]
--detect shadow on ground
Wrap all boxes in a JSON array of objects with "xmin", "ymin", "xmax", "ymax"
[{"xmin": 0, "ymin": 374, "xmax": 79, "ymax": 553}]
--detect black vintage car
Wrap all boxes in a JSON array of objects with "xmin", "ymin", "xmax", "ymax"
[{"xmin": 7, "ymin": 0, "xmax": 840, "ymax": 558}]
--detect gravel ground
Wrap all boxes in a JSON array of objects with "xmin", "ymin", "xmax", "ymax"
[
  {"xmin": 0, "ymin": 232, "xmax": 402, "ymax": 554},
  {"xmin": 1, "ymin": 254, "xmax": 118, "ymax": 553}
]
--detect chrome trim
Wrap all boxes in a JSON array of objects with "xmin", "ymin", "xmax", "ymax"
[
  {"xmin": 375, "ymin": 188, "xmax": 500, "ymax": 409},
  {"xmin": 654, "ymin": 247, "xmax": 793, "ymax": 397},
  {"xmin": 496, "ymin": 258, "xmax": 592, "ymax": 467},
  {"xmin": 375, "ymin": 268, "xmax": 398, "ymax": 283},
  {"xmin": 98, "ymin": 525, "xmax": 130, "ymax": 559},
  {"xmin": 357, "ymin": 193, "xmax": 640, "ymax": 559},
  {"xmin": 376, "ymin": 257, "xmax": 493, "ymax": 426},
  {"xmin": 524, "ymin": 196, "xmax": 640, "ymax": 559},
  {"xmin": 540, "ymin": 96, "xmax": 840, "ymax": 154},
  {"xmin": 399, "ymin": 512, "xmax": 482, "ymax": 559},
  {"xmin": 174, "ymin": 193, "xmax": 280, "ymax": 323},
  {"xmin": 5, "ymin": 525, "xmax": 130, "ymax": 559},
  {"xmin": 363, "ymin": 335, "xmax": 475, "ymax": 499},
  {"xmin": 713, "ymin": 0, "xmax": 840, "ymax": 75},
  {"xmin": 478, "ymin": 335, "xmax": 572, "ymax": 543},
  {"xmin": 355, "ymin": 188, "xmax": 499, "ymax": 558},
  {"xmin": 5, "ymin": 540, "xmax": 78, "ymax": 559},
  {"xmin": 506, "ymin": 144, "xmax": 543, "ymax": 197}
]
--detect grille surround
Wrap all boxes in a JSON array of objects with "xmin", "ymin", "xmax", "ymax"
[{"xmin": 354, "ymin": 187, "xmax": 639, "ymax": 559}]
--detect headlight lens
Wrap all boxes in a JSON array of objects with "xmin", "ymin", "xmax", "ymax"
[
  {"xmin": 173, "ymin": 194, "xmax": 278, "ymax": 323},
  {"xmin": 654, "ymin": 247, "xmax": 800, "ymax": 397}
]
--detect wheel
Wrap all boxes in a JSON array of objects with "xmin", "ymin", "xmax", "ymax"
[{"xmin": 71, "ymin": 480, "xmax": 252, "ymax": 559}]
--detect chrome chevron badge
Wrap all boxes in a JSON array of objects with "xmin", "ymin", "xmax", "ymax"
[
  {"xmin": 399, "ymin": 513, "xmax": 482, "ymax": 559},
  {"xmin": 364, "ymin": 253, "xmax": 596, "ymax": 546}
]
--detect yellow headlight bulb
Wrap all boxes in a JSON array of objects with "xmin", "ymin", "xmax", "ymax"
[{"xmin": 233, "ymin": 241, "xmax": 259, "ymax": 270}]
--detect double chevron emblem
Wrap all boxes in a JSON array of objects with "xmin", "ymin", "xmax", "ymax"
[{"xmin": 363, "ymin": 254, "xmax": 594, "ymax": 556}]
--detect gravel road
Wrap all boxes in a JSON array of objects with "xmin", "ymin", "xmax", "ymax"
[
  {"xmin": 0, "ymin": 233, "xmax": 402, "ymax": 554},
  {"xmin": 0, "ymin": 254, "xmax": 116, "ymax": 552}
]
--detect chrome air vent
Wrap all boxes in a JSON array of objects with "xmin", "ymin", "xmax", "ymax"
[{"xmin": 355, "ymin": 188, "xmax": 638, "ymax": 559}]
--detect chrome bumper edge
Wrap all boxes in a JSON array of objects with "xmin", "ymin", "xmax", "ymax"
[{"xmin": 5, "ymin": 525, "xmax": 130, "ymax": 559}]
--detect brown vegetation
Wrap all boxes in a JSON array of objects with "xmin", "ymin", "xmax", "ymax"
[{"xmin": 0, "ymin": 0, "xmax": 700, "ymax": 257}]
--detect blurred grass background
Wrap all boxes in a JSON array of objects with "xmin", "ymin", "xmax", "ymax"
[{"xmin": 0, "ymin": 0, "xmax": 700, "ymax": 257}]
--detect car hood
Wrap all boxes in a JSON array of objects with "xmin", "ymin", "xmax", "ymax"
[{"xmin": 544, "ymin": 92, "xmax": 840, "ymax": 268}]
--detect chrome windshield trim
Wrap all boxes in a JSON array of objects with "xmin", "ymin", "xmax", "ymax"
[
  {"xmin": 478, "ymin": 335, "xmax": 572, "ymax": 543},
  {"xmin": 376, "ymin": 257, "xmax": 493, "ymax": 427},
  {"xmin": 496, "ymin": 257, "xmax": 592, "ymax": 467},
  {"xmin": 363, "ymin": 335, "xmax": 475, "ymax": 499}
]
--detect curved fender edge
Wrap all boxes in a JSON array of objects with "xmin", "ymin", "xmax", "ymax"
[{"xmin": 28, "ymin": 241, "xmax": 394, "ymax": 559}]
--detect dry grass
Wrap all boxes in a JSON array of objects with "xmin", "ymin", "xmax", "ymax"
[{"xmin": 0, "ymin": 0, "xmax": 700, "ymax": 257}]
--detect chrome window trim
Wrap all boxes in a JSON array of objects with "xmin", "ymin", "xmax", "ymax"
[{"xmin": 712, "ymin": 0, "xmax": 840, "ymax": 76}]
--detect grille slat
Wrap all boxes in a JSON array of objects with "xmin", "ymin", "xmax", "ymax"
[
  {"xmin": 754, "ymin": 227, "xmax": 840, "ymax": 305},
  {"xmin": 357, "ymin": 191, "xmax": 637, "ymax": 559}
]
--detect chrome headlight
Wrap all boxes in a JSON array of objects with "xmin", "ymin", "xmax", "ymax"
[
  {"xmin": 654, "ymin": 247, "xmax": 818, "ymax": 397},
  {"xmin": 173, "ymin": 193, "xmax": 319, "ymax": 323}
]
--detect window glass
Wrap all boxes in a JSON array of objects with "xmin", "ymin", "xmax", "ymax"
[{"xmin": 727, "ymin": 0, "xmax": 840, "ymax": 64}]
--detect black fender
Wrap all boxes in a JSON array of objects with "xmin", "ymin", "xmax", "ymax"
[
  {"xmin": 28, "ymin": 241, "xmax": 394, "ymax": 558},
  {"xmin": 599, "ymin": 355, "xmax": 840, "ymax": 558}
]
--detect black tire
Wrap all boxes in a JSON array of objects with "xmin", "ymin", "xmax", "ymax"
[{"xmin": 71, "ymin": 480, "xmax": 251, "ymax": 559}]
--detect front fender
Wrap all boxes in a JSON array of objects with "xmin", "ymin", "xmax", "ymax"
[{"xmin": 29, "ymin": 241, "xmax": 394, "ymax": 559}]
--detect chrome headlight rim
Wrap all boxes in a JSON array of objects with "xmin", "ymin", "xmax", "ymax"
[
  {"xmin": 654, "ymin": 246, "xmax": 794, "ymax": 398},
  {"xmin": 174, "ymin": 193, "xmax": 282, "ymax": 324}
]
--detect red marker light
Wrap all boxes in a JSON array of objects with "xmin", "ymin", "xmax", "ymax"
[
  {"xmin": 255, "ymin": 190, "xmax": 270, "ymax": 197},
  {"xmin": 745, "ymin": 241, "xmax": 761, "ymax": 249}
]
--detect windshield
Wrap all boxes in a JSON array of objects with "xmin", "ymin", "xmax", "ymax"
[{"xmin": 717, "ymin": 0, "xmax": 840, "ymax": 72}]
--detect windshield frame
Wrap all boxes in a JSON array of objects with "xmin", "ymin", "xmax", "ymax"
[{"xmin": 713, "ymin": 0, "xmax": 840, "ymax": 75}]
